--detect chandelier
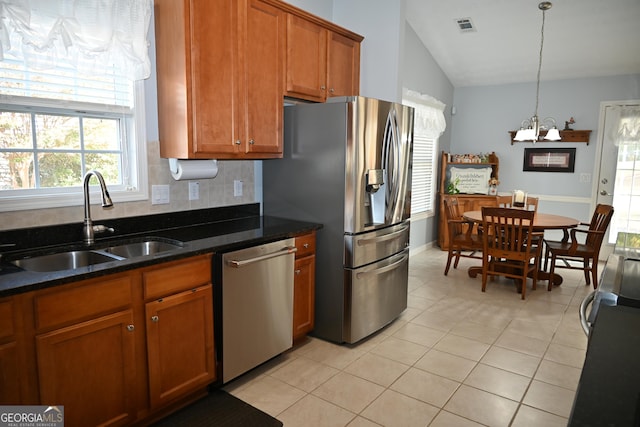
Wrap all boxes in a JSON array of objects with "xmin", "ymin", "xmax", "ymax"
[{"xmin": 514, "ymin": 2, "xmax": 561, "ymax": 142}]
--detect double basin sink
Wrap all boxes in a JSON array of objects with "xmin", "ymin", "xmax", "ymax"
[{"xmin": 9, "ymin": 238, "xmax": 183, "ymax": 272}]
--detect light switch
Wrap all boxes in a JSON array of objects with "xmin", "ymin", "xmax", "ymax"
[
  {"xmin": 234, "ymin": 180, "xmax": 243, "ymax": 197},
  {"xmin": 152, "ymin": 185, "xmax": 170, "ymax": 204},
  {"xmin": 189, "ymin": 181, "xmax": 199, "ymax": 200}
]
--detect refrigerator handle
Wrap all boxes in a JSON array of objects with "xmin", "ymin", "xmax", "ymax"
[
  {"xmin": 383, "ymin": 108, "xmax": 402, "ymax": 218},
  {"xmin": 356, "ymin": 252, "xmax": 409, "ymax": 279},
  {"xmin": 355, "ymin": 225, "xmax": 410, "ymax": 246}
]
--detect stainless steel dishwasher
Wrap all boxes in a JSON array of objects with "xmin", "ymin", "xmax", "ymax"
[{"xmin": 221, "ymin": 238, "xmax": 296, "ymax": 383}]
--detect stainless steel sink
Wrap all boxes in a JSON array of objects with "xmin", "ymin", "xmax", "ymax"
[
  {"xmin": 11, "ymin": 250, "xmax": 123, "ymax": 272},
  {"xmin": 10, "ymin": 238, "xmax": 183, "ymax": 272},
  {"xmin": 101, "ymin": 239, "xmax": 183, "ymax": 258}
]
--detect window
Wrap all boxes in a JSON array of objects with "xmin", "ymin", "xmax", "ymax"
[
  {"xmin": 410, "ymin": 132, "xmax": 437, "ymax": 215},
  {"xmin": 0, "ymin": 0, "xmax": 151, "ymax": 212},
  {"xmin": 403, "ymin": 89, "xmax": 447, "ymax": 217}
]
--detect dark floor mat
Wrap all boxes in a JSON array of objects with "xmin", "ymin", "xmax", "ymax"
[{"xmin": 152, "ymin": 389, "xmax": 283, "ymax": 427}]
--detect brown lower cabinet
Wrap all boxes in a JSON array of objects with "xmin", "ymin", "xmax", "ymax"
[
  {"xmin": 5, "ymin": 253, "xmax": 215, "ymax": 426},
  {"xmin": 293, "ymin": 231, "xmax": 316, "ymax": 340},
  {"xmin": 0, "ymin": 296, "xmax": 21, "ymax": 404},
  {"xmin": 37, "ymin": 310, "xmax": 137, "ymax": 426}
]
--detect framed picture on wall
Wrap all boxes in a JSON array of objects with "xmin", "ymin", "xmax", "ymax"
[{"xmin": 523, "ymin": 148, "xmax": 576, "ymax": 172}]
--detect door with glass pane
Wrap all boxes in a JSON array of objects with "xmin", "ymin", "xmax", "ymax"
[{"xmin": 595, "ymin": 100, "xmax": 640, "ymax": 258}]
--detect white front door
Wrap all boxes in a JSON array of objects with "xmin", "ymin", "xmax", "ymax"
[{"xmin": 594, "ymin": 100, "xmax": 640, "ymax": 258}]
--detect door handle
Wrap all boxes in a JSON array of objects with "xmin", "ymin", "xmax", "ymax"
[{"xmin": 600, "ymin": 190, "xmax": 610, "ymax": 196}]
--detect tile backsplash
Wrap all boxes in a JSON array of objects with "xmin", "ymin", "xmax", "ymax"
[{"xmin": 0, "ymin": 141, "xmax": 257, "ymax": 231}]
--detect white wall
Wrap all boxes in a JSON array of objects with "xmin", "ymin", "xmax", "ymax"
[
  {"xmin": 283, "ymin": 0, "xmax": 333, "ymax": 19},
  {"xmin": 332, "ymin": 0, "xmax": 405, "ymax": 102},
  {"xmin": 451, "ymin": 74, "xmax": 640, "ymax": 221},
  {"xmin": 402, "ymin": 23, "xmax": 455, "ymax": 251}
]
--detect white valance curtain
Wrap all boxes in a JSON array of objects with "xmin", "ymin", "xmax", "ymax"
[
  {"xmin": 0, "ymin": 0, "xmax": 152, "ymax": 80},
  {"xmin": 610, "ymin": 105, "xmax": 640, "ymax": 146},
  {"xmin": 402, "ymin": 88, "xmax": 447, "ymax": 138}
]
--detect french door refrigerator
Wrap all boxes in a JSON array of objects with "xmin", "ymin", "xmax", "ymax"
[{"xmin": 264, "ymin": 96, "xmax": 414, "ymax": 343}]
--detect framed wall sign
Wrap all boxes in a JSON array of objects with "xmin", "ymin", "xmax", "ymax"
[
  {"xmin": 449, "ymin": 166, "xmax": 492, "ymax": 194},
  {"xmin": 523, "ymin": 148, "xmax": 576, "ymax": 172}
]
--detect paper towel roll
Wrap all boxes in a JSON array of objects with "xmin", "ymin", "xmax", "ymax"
[{"xmin": 169, "ymin": 159, "xmax": 218, "ymax": 180}]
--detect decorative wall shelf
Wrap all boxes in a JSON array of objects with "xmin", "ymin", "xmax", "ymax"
[{"xmin": 509, "ymin": 130, "xmax": 592, "ymax": 145}]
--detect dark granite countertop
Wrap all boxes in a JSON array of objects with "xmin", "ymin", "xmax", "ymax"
[
  {"xmin": 0, "ymin": 203, "xmax": 321, "ymax": 297},
  {"xmin": 569, "ymin": 304, "xmax": 640, "ymax": 426}
]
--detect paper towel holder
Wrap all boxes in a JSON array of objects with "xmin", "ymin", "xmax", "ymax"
[
  {"xmin": 169, "ymin": 158, "xmax": 219, "ymax": 173},
  {"xmin": 168, "ymin": 158, "xmax": 219, "ymax": 181}
]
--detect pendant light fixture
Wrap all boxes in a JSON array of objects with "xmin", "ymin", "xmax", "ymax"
[{"xmin": 514, "ymin": 2, "xmax": 561, "ymax": 142}]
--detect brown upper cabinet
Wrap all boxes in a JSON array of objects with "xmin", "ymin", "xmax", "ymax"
[
  {"xmin": 154, "ymin": 0, "xmax": 362, "ymax": 160},
  {"xmin": 154, "ymin": 0, "xmax": 285, "ymax": 159},
  {"xmin": 285, "ymin": 14, "xmax": 362, "ymax": 102}
]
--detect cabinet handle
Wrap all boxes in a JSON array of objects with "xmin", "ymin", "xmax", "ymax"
[
  {"xmin": 249, "ymin": 139, "xmax": 255, "ymax": 145},
  {"xmin": 151, "ymin": 315, "xmax": 159, "ymax": 323},
  {"xmin": 321, "ymin": 85, "xmax": 326, "ymax": 90},
  {"xmin": 330, "ymin": 88, "xmax": 335, "ymax": 93},
  {"xmin": 303, "ymin": 243, "xmax": 309, "ymax": 249},
  {"xmin": 295, "ymin": 269, "xmax": 301, "ymax": 275},
  {"xmin": 235, "ymin": 140, "xmax": 241, "ymax": 145},
  {"xmin": 127, "ymin": 324, "xmax": 135, "ymax": 332}
]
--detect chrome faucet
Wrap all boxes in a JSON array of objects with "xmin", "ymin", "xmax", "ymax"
[{"xmin": 83, "ymin": 170, "xmax": 114, "ymax": 245}]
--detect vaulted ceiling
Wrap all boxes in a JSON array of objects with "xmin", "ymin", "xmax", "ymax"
[{"xmin": 406, "ymin": 0, "xmax": 640, "ymax": 87}]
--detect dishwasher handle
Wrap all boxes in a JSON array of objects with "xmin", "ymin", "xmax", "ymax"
[{"xmin": 226, "ymin": 246, "xmax": 297, "ymax": 268}]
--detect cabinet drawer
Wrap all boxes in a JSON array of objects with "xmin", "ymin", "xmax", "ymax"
[
  {"xmin": 143, "ymin": 255, "xmax": 212, "ymax": 300},
  {"xmin": 35, "ymin": 274, "xmax": 134, "ymax": 331},
  {"xmin": 0, "ymin": 298, "xmax": 14, "ymax": 341},
  {"xmin": 295, "ymin": 232, "xmax": 316, "ymax": 259}
]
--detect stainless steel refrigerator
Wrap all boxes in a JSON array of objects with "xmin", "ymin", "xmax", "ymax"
[{"xmin": 263, "ymin": 96, "xmax": 413, "ymax": 344}]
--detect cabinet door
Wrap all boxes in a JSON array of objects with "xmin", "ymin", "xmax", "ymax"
[
  {"xmin": 327, "ymin": 31, "xmax": 360, "ymax": 98},
  {"xmin": 0, "ymin": 298, "xmax": 19, "ymax": 404},
  {"xmin": 146, "ymin": 285, "xmax": 214, "ymax": 408},
  {"xmin": 285, "ymin": 14, "xmax": 327, "ymax": 102},
  {"xmin": 190, "ymin": 0, "xmax": 238, "ymax": 156},
  {"xmin": 293, "ymin": 255, "xmax": 315, "ymax": 340},
  {"xmin": 0, "ymin": 342, "xmax": 19, "ymax": 404},
  {"xmin": 37, "ymin": 310, "xmax": 136, "ymax": 427},
  {"xmin": 241, "ymin": 0, "xmax": 284, "ymax": 157}
]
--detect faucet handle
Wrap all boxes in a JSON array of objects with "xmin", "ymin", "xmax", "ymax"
[{"xmin": 93, "ymin": 225, "xmax": 115, "ymax": 234}]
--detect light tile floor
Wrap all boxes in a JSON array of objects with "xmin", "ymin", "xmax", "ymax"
[{"xmin": 223, "ymin": 246, "xmax": 591, "ymax": 426}]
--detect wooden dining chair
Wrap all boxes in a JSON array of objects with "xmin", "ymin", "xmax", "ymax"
[
  {"xmin": 443, "ymin": 196, "xmax": 483, "ymax": 275},
  {"xmin": 481, "ymin": 207, "xmax": 544, "ymax": 299},
  {"xmin": 497, "ymin": 195, "xmax": 539, "ymax": 212},
  {"xmin": 544, "ymin": 204, "xmax": 614, "ymax": 290}
]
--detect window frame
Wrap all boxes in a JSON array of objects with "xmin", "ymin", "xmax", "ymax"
[{"xmin": 0, "ymin": 81, "xmax": 148, "ymax": 212}]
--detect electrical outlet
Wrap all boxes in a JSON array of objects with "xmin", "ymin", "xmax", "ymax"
[
  {"xmin": 580, "ymin": 173, "xmax": 591, "ymax": 183},
  {"xmin": 189, "ymin": 181, "xmax": 199, "ymax": 200},
  {"xmin": 151, "ymin": 185, "xmax": 170, "ymax": 205},
  {"xmin": 234, "ymin": 180, "xmax": 243, "ymax": 197}
]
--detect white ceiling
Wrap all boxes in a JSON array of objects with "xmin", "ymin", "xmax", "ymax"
[{"xmin": 406, "ymin": 0, "xmax": 640, "ymax": 88}]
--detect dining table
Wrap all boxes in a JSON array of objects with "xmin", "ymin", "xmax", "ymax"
[{"xmin": 462, "ymin": 210, "xmax": 580, "ymax": 286}]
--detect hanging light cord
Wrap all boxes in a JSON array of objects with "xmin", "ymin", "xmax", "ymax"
[
  {"xmin": 534, "ymin": 5, "xmax": 548, "ymax": 118},
  {"xmin": 534, "ymin": 8, "xmax": 546, "ymax": 117}
]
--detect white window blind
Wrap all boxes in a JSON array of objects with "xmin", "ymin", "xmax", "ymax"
[
  {"xmin": 403, "ymin": 89, "xmax": 447, "ymax": 216},
  {"xmin": 411, "ymin": 134, "xmax": 436, "ymax": 213}
]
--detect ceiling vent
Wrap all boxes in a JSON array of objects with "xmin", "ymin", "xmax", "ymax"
[{"xmin": 455, "ymin": 17, "xmax": 476, "ymax": 33}]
